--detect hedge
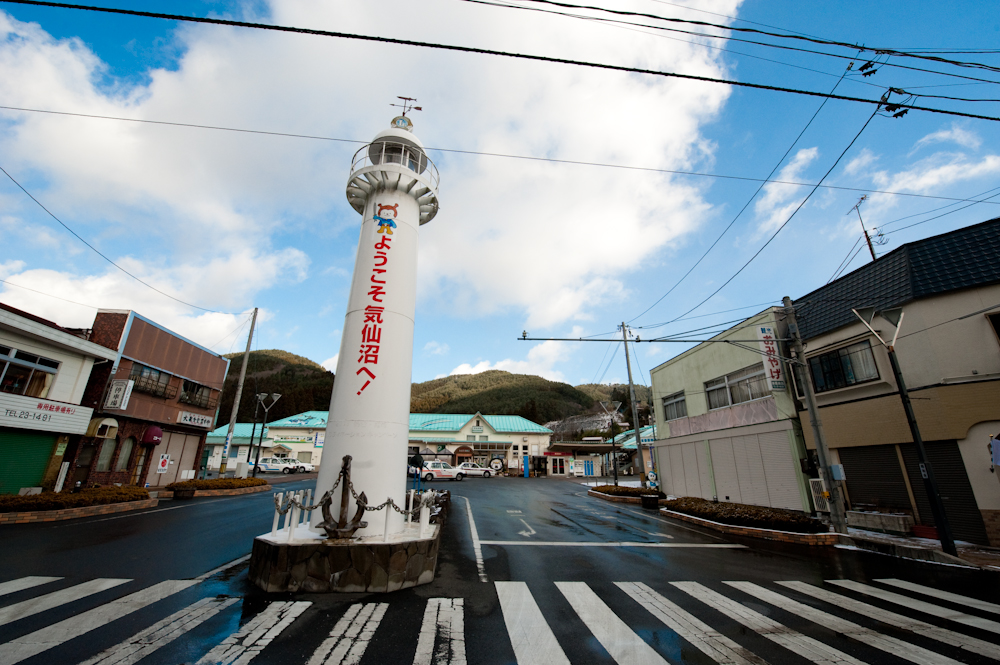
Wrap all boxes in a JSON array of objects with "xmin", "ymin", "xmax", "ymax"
[
  {"xmin": 591, "ymin": 485, "xmax": 666, "ymax": 499},
  {"xmin": 662, "ymin": 497, "xmax": 826, "ymax": 533},
  {"xmin": 165, "ymin": 478, "xmax": 269, "ymax": 491},
  {"xmin": 0, "ymin": 486, "xmax": 150, "ymax": 513}
]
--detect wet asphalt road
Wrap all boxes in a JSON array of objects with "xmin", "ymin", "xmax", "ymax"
[{"xmin": 1, "ymin": 474, "xmax": 999, "ymax": 665}]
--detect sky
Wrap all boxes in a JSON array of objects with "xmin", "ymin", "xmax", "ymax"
[{"xmin": 0, "ymin": 0, "xmax": 998, "ymax": 393}]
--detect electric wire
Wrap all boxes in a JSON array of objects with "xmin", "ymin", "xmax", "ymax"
[
  {"xmin": 670, "ymin": 107, "xmax": 881, "ymax": 321},
  {"xmin": 0, "ymin": 0, "xmax": 996, "ymax": 121},
  {"xmin": 829, "ymin": 242, "xmax": 867, "ymax": 283},
  {"xmin": 0, "ymin": 276, "xmax": 99, "ymax": 309},
  {"xmin": 875, "ymin": 185, "xmax": 1000, "ymax": 230},
  {"xmin": 628, "ymin": 66, "xmax": 850, "ymax": 324},
  {"xmin": 595, "ymin": 342, "xmax": 621, "ymax": 384},
  {"xmin": 590, "ymin": 341, "xmax": 613, "ymax": 383},
  {"xmin": 884, "ymin": 190, "xmax": 1000, "ymax": 235},
  {"xmin": 3, "ymin": 104, "xmax": 999, "ymax": 207},
  {"xmin": 635, "ymin": 300, "xmax": 782, "ymax": 329},
  {"xmin": 826, "ymin": 235, "xmax": 864, "ymax": 284},
  {"xmin": 645, "ymin": 0, "xmax": 823, "ymax": 40},
  {"xmin": 0, "ymin": 163, "xmax": 230, "ymax": 314}
]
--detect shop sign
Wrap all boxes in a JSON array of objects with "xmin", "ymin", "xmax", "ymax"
[
  {"xmin": 157, "ymin": 454, "xmax": 170, "ymax": 473},
  {"xmin": 314, "ymin": 432, "xmax": 324, "ymax": 448},
  {"xmin": 471, "ymin": 426, "xmax": 483, "ymax": 433},
  {"xmin": 178, "ymin": 411, "xmax": 214, "ymax": 428},
  {"xmin": 104, "ymin": 380, "xmax": 134, "ymax": 410},
  {"xmin": 756, "ymin": 325, "xmax": 786, "ymax": 391},
  {"xmin": 436, "ymin": 444, "xmax": 448, "ymax": 452},
  {"xmin": 0, "ymin": 393, "xmax": 93, "ymax": 434},
  {"xmin": 543, "ymin": 452, "xmax": 571, "ymax": 456}
]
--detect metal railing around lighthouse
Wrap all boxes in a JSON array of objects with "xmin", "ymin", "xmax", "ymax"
[{"xmin": 349, "ymin": 140, "xmax": 440, "ymax": 191}]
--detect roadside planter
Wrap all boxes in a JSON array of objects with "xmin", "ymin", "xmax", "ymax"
[
  {"xmin": 640, "ymin": 494, "xmax": 660, "ymax": 509},
  {"xmin": 172, "ymin": 488, "xmax": 197, "ymax": 500},
  {"xmin": 845, "ymin": 510, "xmax": 914, "ymax": 535}
]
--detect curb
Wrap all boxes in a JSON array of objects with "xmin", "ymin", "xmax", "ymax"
[
  {"xmin": 588, "ymin": 489, "xmax": 665, "ymax": 505},
  {"xmin": 0, "ymin": 498, "xmax": 159, "ymax": 524},
  {"xmin": 659, "ymin": 508, "xmax": 842, "ymax": 546},
  {"xmin": 154, "ymin": 484, "xmax": 271, "ymax": 499}
]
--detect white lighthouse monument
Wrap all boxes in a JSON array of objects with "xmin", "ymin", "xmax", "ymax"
[{"xmin": 313, "ymin": 110, "xmax": 440, "ymax": 537}]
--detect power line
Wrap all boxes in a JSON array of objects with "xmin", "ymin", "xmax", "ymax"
[
  {"xmin": 635, "ymin": 300, "xmax": 783, "ymax": 329},
  {"xmin": 4, "ymin": 104, "xmax": 1000, "ymax": 207},
  {"xmin": 0, "ymin": 277, "xmax": 99, "ymax": 309},
  {"xmin": 0, "ymin": 0, "xmax": 996, "ymax": 122},
  {"xmin": 596, "ymin": 342, "xmax": 621, "ymax": 384},
  {"xmin": 826, "ymin": 235, "xmax": 864, "ymax": 284},
  {"xmin": 645, "ymin": 0, "xmax": 824, "ymax": 40},
  {"xmin": 876, "ymin": 185, "xmax": 1000, "ymax": 230},
  {"xmin": 628, "ymin": 67, "xmax": 850, "ymax": 324},
  {"xmin": 0, "ymin": 163, "xmax": 229, "ymax": 314},
  {"xmin": 884, "ymin": 190, "xmax": 1000, "ymax": 235},
  {"xmin": 670, "ymin": 107, "xmax": 881, "ymax": 321}
]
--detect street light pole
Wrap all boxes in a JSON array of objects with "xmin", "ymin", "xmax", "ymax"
[{"xmin": 251, "ymin": 393, "xmax": 281, "ymax": 478}]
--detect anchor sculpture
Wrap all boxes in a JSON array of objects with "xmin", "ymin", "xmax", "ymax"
[{"xmin": 317, "ymin": 455, "xmax": 368, "ymax": 539}]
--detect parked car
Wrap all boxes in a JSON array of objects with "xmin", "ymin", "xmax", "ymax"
[
  {"xmin": 256, "ymin": 457, "xmax": 301, "ymax": 474},
  {"xmin": 458, "ymin": 462, "xmax": 493, "ymax": 478},
  {"xmin": 421, "ymin": 460, "xmax": 464, "ymax": 481},
  {"xmin": 292, "ymin": 461, "xmax": 315, "ymax": 473}
]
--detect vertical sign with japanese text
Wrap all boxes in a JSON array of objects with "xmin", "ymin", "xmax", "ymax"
[{"xmin": 756, "ymin": 325, "xmax": 785, "ymax": 391}]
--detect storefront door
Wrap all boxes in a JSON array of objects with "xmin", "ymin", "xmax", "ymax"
[
  {"xmin": 72, "ymin": 442, "xmax": 96, "ymax": 485},
  {"xmin": 131, "ymin": 446, "xmax": 148, "ymax": 485},
  {"xmin": 552, "ymin": 458, "xmax": 565, "ymax": 475}
]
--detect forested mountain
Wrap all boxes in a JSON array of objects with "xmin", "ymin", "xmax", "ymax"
[{"xmin": 217, "ymin": 349, "xmax": 334, "ymax": 423}]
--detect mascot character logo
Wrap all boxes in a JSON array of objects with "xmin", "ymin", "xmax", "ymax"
[{"xmin": 374, "ymin": 203, "xmax": 399, "ymax": 235}]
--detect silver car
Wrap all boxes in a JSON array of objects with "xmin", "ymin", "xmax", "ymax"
[{"xmin": 458, "ymin": 462, "xmax": 493, "ymax": 478}]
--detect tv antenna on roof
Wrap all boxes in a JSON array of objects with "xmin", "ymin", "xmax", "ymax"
[{"xmin": 391, "ymin": 96, "xmax": 422, "ymax": 117}]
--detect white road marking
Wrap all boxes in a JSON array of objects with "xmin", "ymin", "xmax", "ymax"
[
  {"xmin": 413, "ymin": 598, "xmax": 466, "ymax": 665},
  {"xmin": 875, "ymin": 578, "xmax": 1000, "ymax": 615},
  {"xmin": 827, "ymin": 580, "xmax": 1000, "ymax": 634},
  {"xmin": 727, "ymin": 581, "xmax": 961, "ymax": 665},
  {"xmin": 673, "ymin": 582, "xmax": 865, "ymax": 665},
  {"xmin": 616, "ymin": 582, "xmax": 766, "ymax": 665},
  {"xmin": 196, "ymin": 600, "xmax": 311, "ymax": 664},
  {"xmin": 0, "ymin": 579, "xmax": 197, "ymax": 665},
  {"xmin": 616, "ymin": 506, "xmax": 729, "ymax": 541},
  {"xmin": 195, "ymin": 554, "xmax": 253, "ymax": 581},
  {"xmin": 778, "ymin": 581, "xmax": 1000, "ymax": 661},
  {"xmin": 517, "ymin": 519, "xmax": 536, "ymax": 537},
  {"xmin": 459, "ymin": 497, "xmax": 487, "ymax": 583},
  {"xmin": 0, "ymin": 577, "xmax": 61, "ymax": 598},
  {"xmin": 80, "ymin": 596, "xmax": 239, "ymax": 665},
  {"xmin": 495, "ymin": 582, "xmax": 570, "ymax": 665},
  {"xmin": 0, "ymin": 578, "xmax": 130, "ymax": 627},
  {"xmin": 307, "ymin": 602, "xmax": 387, "ymax": 665},
  {"xmin": 480, "ymin": 541, "xmax": 744, "ymax": 548},
  {"xmin": 556, "ymin": 582, "xmax": 668, "ymax": 665}
]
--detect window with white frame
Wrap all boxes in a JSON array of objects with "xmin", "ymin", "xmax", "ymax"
[
  {"xmin": 466, "ymin": 435, "xmax": 476, "ymax": 441},
  {"xmin": 661, "ymin": 391, "xmax": 687, "ymax": 421},
  {"xmin": 808, "ymin": 340, "xmax": 879, "ymax": 393},
  {"xmin": 704, "ymin": 362, "xmax": 768, "ymax": 410},
  {"xmin": 0, "ymin": 345, "xmax": 59, "ymax": 399}
]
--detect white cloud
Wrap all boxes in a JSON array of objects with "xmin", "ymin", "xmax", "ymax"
[
  {"xmin": 321, "ymin": 354, "xmax": 339, "ymax": 372},
  {"xmin": 449, "ymin": 340, "xmax": 571, "ymax": 382},
  {"xmin": 752, "ymin": 147, "xmax": 819, "ymax": 236},
  {"xmin": 423, "ymin": 341, "xmax": 450, "ymax": 356},
  {"xmin": 843, "ymin": 148, "xmax": 876, "ymax": 176},
  {"xmin": 911, "ymin": 124, "xmax": 982, "ymax": 153},
  {"xmin": 0, "ymin": 259, "xmax": 26, "ymax": 278}
]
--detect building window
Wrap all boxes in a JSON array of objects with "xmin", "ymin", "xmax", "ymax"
[
  {"xmin": 704, "ymin": 363, "xmax": 768, "ymax": 410},
  {"xmin": 115, "ymin": 437, "xmax": 135, "ymax": 472},
  {"xmin": 95, "ymin": 438, "xmax": 117, "ymax": 472},
  {"xmin": 661, "ymin": 391, "xmax": 687, "ymax": 421},
  {"xmin": 0, "ymin": 346, "xmax": 59, "ymax": 399},
  {"xmin": 179, "ymin": 379, "xmax": 215, "ymax": 409},
  {"xmin": 128, "ymin": 363, "xmax": 175, "ymax": 398},
  {"xmin": 808, "ymin": 340, "xmax": 879, "ymax": 393},
  {"xmin": 467, "ymin": 435, "xmax": 476, "ymax": 442},
  {"xmin": 479, "ymin": 435, "xmax": 488, "ymax": 441}
]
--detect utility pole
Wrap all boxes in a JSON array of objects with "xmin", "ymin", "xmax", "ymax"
[
  {"xmin": 849, "ymin": 196, "xmax": 877, "ymax": 262},
  {"xmin": 782, "ymin": 298, "xmax": 847, "ymax": 533},
  {"xmin": 621, "ymin": 322, "xmax": 647, "ymax": 489},
  {"xmin": 220, "ymin": 307, "xmax": 257, "ymax": 476},
  {"xmin": 601, "ymin": 400, "xmax": 619, "ymax": 486},
  {"xmin": 853, "ymin": 307, "xmax": 957, "ymax": 556}
]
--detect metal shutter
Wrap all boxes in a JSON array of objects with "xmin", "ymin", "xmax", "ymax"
[
  {"xmin": 668, "ymin": 445, "xmax": 686, "ymax": 496},
  {"xmin": 838, "ymin": 445, "xmax": 911, "ymax": 511},
  {"xmin": 709, "ymin": 438, "xmax": 741, "ymax": 503},
  {"xmin": 0, "ymin": 430, "xmax": 56, "ymax": 494},
  {"xmin": 901, "ymin": 441, "xmax": 989, "ymax": 546},
  {"xmin": 758, "ymin": 431, "xmax": 804, "ymax": 511},
  {"xmin": 734, "ymin": 435, "xmax": 770, "ymax": 507},
  {"xmin": 681, "ymin": 442, "xmax": 704, "ymax": 499}
]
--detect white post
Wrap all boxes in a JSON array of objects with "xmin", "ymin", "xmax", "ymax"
[
  {"xmin": 287, "ymin": 495, "xmax": 299, "ymax": 544},
  {"xmin": 302, "ymin": 489, "xmax": 312, "ymax": 526},
  {"xmin": 54, "ymin": 462, "xmax": 70, "ymax": 493},
  {"xmin": 271, "ymin": 492, "xmax": 283, "ymax": 538},
  {"xmin": 407, "ymin": 489, "xmax": 415, "ymax": 524},
  {"xmin": 383, "ymin": 501, "xmax": 391, "ymax": 542},
  {"xmin": 419, "ymin": 491, "xmax": 433, "ymax": 538}
]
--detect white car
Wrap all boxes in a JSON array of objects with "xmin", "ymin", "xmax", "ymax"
[
  {"xmin": 256, "ymin": 457, "xmax": 300, "ymax": 474},
  {"xmin": 458, "ymin": 462, "xmax": 493, "ymax": 478},
  {"xmin": 421, "ymin": 460, "xmax": 464, "ymax": 481},
  {"xmin": 292, "ymin": 461, "xmax": 315, "ymax": 473}
]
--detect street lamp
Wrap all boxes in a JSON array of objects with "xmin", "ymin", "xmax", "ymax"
[
  {"xmin": 852, "ymin": 307, "xmax": 957, "ymax": 556},
  {"xmin": 251, "ymin": 393, "xmax": 281, "ymax": 478}
]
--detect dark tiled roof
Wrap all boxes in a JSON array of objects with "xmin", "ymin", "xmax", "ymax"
[{"xmin": 793, "ymin": 217, "xmax": 1000, "ymax": 339}]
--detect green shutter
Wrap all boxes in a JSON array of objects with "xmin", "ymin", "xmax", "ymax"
[{"xmin": 0, "ymin": 430, "xmax": 57, "ymax": 494}]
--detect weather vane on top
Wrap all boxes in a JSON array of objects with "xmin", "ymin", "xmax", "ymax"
[{"xmin": 390, "ymin": 96, "xmax": 422, "ymax": 117}]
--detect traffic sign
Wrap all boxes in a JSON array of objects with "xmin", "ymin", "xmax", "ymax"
[{"xmin": 157, "ymin": 454, "xmax": 170, "ymax": 474}]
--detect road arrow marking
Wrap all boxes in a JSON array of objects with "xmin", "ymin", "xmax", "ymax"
[{"xmin": 518, "ymin": 519, "xmax": 536, "ymax": 537}]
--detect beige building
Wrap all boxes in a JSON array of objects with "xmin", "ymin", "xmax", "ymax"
[
  {"xmin": 408, "ymin": 412, "xmax": 552, "ymax": 472},
  {"xmin": 792, "ymin": 217, "xmax": 1000, "ymax": 545},
  {"xmin": 649, "ymin": 308, "xmax": 812, "ymax": 512}
]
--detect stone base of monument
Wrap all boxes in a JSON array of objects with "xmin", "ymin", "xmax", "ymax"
[{"xmin": 248, "ymin": 523, "xmax": 441, "ymax": 593}]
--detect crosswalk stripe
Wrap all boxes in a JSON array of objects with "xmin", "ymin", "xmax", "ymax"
[
  {"xmin": 306, "ymin": 602, "xmax": 387, "ymax": 665},
  {"xmin": 555, "ymin": 581, "xmax": 669, "ymax": 665},
  {"xmin": 0, "ymin": 578, "xmax": 130, "ymax": 627},
  {"xmin": 672, "ymin": 582, "xmax": 864, "ymax": 665},
  {"xmin": 778, "ymin": 581, "xmax": 1000, "ymax": 661},
  {"xmin": 413, "ymin": 598, "xmax": 466, "ymax": 665},
  {"xmin": 0, "ymin": 577, "xmax": 62, "ymax": 599},
  {"xmin": 196, "ymin": 600, "xmax": 311, "ymax": 665},
  {"xmin": 79, "ymin": 596, "xmax": 239, "ymax": 665},
  {"xmin": 616, "ymin": 582, "xmax": 767, "ymax": 665},
  {"xmin": 727, "ymin": 581, "xmax": 960, "ymax": 665},
  {"xmin": 495, "ymin": 582, "xmax": 570, "ymax": 665},
  {"xmin": 875, "ymin": 579, "xmax": 1000, "ymax": 616},
  {"xmin": 0, "ymin": 579, "xmax": 197, "ymax": 665},
  {"xmin": 827, "ymin": 580, "xmax": 1000, "ymax": 634}
]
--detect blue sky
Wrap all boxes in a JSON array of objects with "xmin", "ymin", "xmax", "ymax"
[{"xmin": 1, "ymin": 0, "xmax": 998, "ymax": 390}]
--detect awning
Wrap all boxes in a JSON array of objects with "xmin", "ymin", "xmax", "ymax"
[
  {"xmin": 85, "ymin": 417, "xmax": 119, "ymax": 439},
  {"xmin": 141, "ymin": 426, "xmax": 163, "ymax": 445},
  {"xmin": 272, "ymin": 443, "xmax": 293, "ymax": 451}
]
